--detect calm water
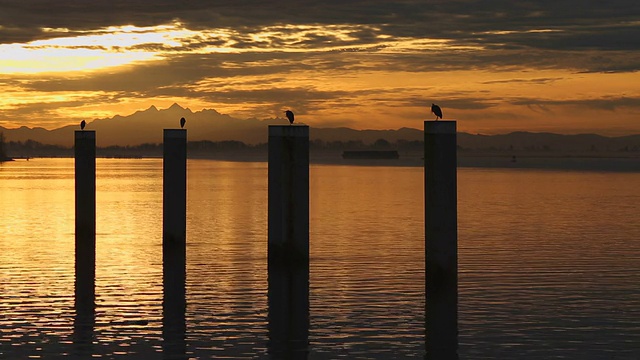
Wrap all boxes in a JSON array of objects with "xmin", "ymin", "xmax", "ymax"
[{"xmin": 1, "ymin": 158, "xmax": 639, "ymax": 359}]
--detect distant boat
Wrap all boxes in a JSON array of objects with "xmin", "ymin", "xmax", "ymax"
[{"xmin": 342, "ymin": 150, "xmax": 400, "ymax": 160}]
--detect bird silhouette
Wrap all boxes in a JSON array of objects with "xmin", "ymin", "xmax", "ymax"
[
  {"xmin": 431, "ymin": 104, "xmax": 443, "ymax": 120},
  {"xmin": 180, "ymin": 117, "xmax": 186, "ymax": 129},
  {"xmin": 80, "ymin": 120, "xmax": 86, "ymax": 130},
  {"xmin": 285, "ymin": 110, "xmax": 294, "ymax": 125}
]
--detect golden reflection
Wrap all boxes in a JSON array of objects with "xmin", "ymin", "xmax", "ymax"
[
  {"xmin": 2, "ymin": 158, "xmax": 639, "ymax": 357},
  {"xmin": 185, "ymin": 160, "xmax": 268, "ymax": 305},
  {"xmin": 0, "ymin": 160, "xmax": 75, "ymax": 302}
]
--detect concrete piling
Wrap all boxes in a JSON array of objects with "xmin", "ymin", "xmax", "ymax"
[
  {"xmin": 163, "ymin": 129, "xmax": 187, "ymax": 246},
  {"xmin": 267, "ymin": 125, "xmax": 310, "ymax": 358},
  {"xmin": 162, "ymin": 129, "xmax": 187, "ymax": 359},
  {"xmin": 424, "ymin": 120, "xmax": 458, "ymax": 360},
  {"xmin": 74, "ymin": 130, "xmax": 96, "ymax": 357}
]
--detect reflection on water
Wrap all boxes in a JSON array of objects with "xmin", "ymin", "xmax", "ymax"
[
  {"xmin": 73, "ymin": 286, "xmax": 95, "ymax": 358},
  {"xmin": 163, "ymin": 235, "xmax": 187, "ymax": 360},
  {"xmin": 268, "ymin": 254, "xmax": 310, "ymax": 359},
  {"xmin": 1, "ymin": 159, "xmax": 640, "ymax": 359}
]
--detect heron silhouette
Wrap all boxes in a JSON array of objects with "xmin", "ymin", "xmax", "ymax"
[
  {"xmin": 285, "ymin": 110, "xmax": 294, "ymax": 125},
  {"xmin": 431, "ymin": 104, "xmax": 443, "ymax": 120},
  {"xmin": 80, "ymin": 120, "xmax": 86, "ymax": 130},
  {"xmin": 180, "ymin": 117, "xmax": 186, "ymax": 129}
]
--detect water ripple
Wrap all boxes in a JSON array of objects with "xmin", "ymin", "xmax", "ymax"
[{"xmin": 0, "ymin": 160, "xmax": 639, "ymax": 358}]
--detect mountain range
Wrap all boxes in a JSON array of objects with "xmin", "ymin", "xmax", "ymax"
[
  {"xmin": 1, "ymin": 103, "xmax": 639, "ymax": 153},
  {"xmin": 1, "ymin": 103, "xmax": 427, "ymax": 147}
]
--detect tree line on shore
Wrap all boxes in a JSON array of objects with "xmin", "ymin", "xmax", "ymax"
[
  {"xmin": 2, "ymin": 138, "xmax": 427, "ymax": 159},
  {"xmin": 2, "ymin": 133, "xmax": 637, "ymax": 160}
]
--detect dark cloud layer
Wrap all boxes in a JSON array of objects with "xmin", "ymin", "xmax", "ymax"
[
  {"xmin": 510, "ymin": 96, "xmax": 640, "ymax": 111},
  {"xmin": 1, "ymin": 1, "xmax": 638, "ymax": 75},
  {"xmin": 2, "ymin": 1, "xmax": 639, "ymax": 52}
]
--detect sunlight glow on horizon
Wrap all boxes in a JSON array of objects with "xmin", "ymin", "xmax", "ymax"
[
  {"xmin": 0, "ymin": 44, "xmax": 156, "ymax": 73},
  {"xmin": 1, "ymin": 22, "xmax": 215, "ymax": 74},
  {"xmin": 0, "ymin": 21, "xmax": 466, "ymax": 75}
]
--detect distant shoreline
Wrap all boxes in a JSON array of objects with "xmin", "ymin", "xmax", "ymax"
[
  {"xmin": 314, "ymin": 154, "xmax": 640, "ymax": 172},
  {"xmin": 6, "ymin": 153, "xmax": 639, "ymax": 172}
]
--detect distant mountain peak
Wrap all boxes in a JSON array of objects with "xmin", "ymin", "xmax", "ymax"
[
  {"xmin": 201, "ymin": 108, "xmax": 221, "ymax": 115},
  {"xmin": 168, "ymin": 103, "xmax": 184, "ymax": 110}
]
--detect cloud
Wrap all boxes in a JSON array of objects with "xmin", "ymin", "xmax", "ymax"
[
  {"xmin": 2, "ymin": 1, "xmax": 638, "ymax": 48},
  {"xmin": 1, "ymin": 1, "xmax": 639, "ymax": 134},
  {"xmin": 481, "ymin": 77, "xmax": 564, "ymax": 85},
  {"xmin": 510, "ymin": 96, "xmax": 640, "ymax": 111},
  {"xmin": 1, "ymin": 1, "xmax": 638, "ymax": 74},
  {"xmin": 400, "ymin": 96, "xmax": 497, "ymax": 110}
]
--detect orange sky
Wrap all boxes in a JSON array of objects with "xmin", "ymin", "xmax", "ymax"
[{"xmin": 0, "ymin": 2, "xmax": 639, "ymax": 136}]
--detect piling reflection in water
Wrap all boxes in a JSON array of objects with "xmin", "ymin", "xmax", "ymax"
[
  {"xmin": 268, "ymin": 255, "xmax": 309, "ymax": 359},
  {"xmin": 163, "ymin": 243, "xmax": 187, "ymax": 360},
  {"xmin": 73, "ymin": 277, "xmax": 95, "ymax": 357}
]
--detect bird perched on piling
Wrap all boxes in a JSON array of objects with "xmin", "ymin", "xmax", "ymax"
[
  {"xmin": 285, "ymin": 110, "xmax": 294, "ymax": 125},
  {"xmin": 180, "ymin": 117, "xmax": 186, "ymax": 129},
  {"xmin": 80, "ymin": 120, "xmax": 86, "ymax": 130},
  {"xmin": 431, "ymin": 104, "xmax": 443, "ymax": 120}
]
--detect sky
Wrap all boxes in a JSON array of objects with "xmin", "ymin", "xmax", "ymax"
[{"xmin": 0, "ymin": 1, "xmax": 639, "ymax": 136}]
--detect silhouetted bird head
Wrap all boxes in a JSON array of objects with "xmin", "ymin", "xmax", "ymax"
[
  {"xmin": 80, "ymin": 120, "xmax": 86, "ymax": 130},
  {"xmin": 180, "ymin": 117, "xmax": 186, "ymax": 129}
]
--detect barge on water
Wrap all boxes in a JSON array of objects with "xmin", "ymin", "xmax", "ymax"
[{"xmin": 342, "ymin": 150, "xmax": 399, "ymax": 160}]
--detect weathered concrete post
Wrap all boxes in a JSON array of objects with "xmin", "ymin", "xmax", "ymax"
[
  {"xmin": 162, "ymin": 129, "xmax": 187, "ymax": 359},
  {"xmin": 163, "ymin": 129, "xmax": 187, "ymax": 247},
  {"xmin": 424, "ymin": 120, "xmax": 458, "ymax": 360},
  {"xmin": 267, "ymin": 125, "xmax": 310, "ymax": 358},
  {"xmin": 74, "ymin": 130, "xmax": 96, "ymax": 356}
]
